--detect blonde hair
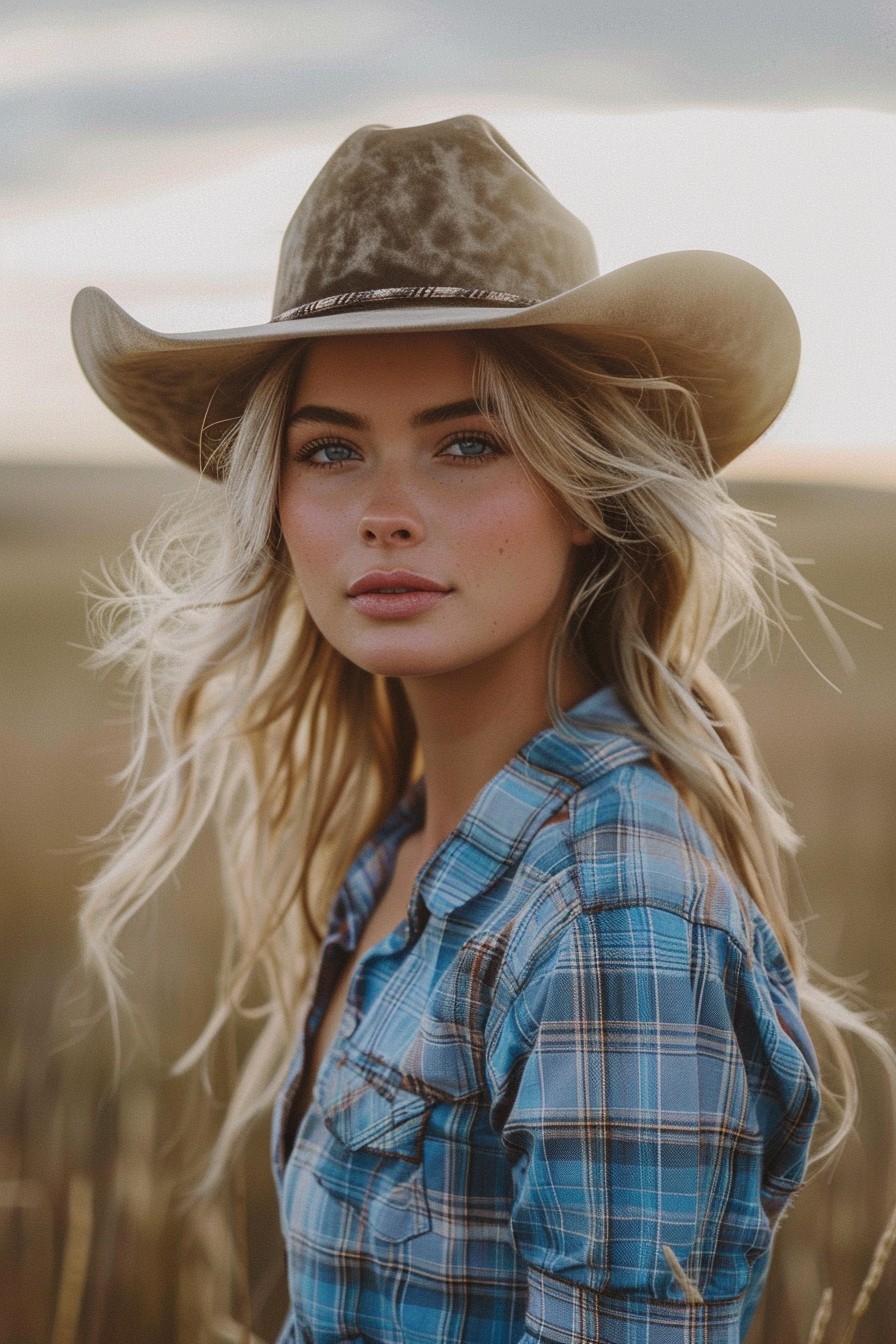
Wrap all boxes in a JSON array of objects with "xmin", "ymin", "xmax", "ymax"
[{"xmin": 82, "ymin": 326, "xmax": 894, "ymax": 1195}]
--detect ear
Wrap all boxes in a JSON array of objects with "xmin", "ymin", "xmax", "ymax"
[{"xmin": 570, "ymin": 521, "xmax": 595, "ymax": 547}]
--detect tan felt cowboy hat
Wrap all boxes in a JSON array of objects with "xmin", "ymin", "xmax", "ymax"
[{"xmin": 71, "ymin": 114, "xmax": 800, "ymax": 477}]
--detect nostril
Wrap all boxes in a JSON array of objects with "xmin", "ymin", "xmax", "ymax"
[{"xmin": 359, "ymin": 517, "xmax": 421, "ymax": 544}]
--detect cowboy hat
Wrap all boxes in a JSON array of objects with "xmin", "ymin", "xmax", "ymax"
[{"xmin": 71, "ymin": 114, "xmax": 800, "ymax": 477}]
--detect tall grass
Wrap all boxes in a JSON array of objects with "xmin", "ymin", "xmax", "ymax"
[{"xmin": 0, "ymin": 980, "xmax": 284, "ymax": 1342}]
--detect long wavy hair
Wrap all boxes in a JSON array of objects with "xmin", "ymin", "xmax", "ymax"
[{"xmin": 82, "ymin": 325, "xmax": 894, "ymax": 1195}]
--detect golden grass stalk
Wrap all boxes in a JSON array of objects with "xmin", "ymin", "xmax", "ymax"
[
  {"xmin": 661, "ymin": 1243, "xmax": 705, "ymax": 1305},
  {"xmin": 212, "ymin": 1315, "xmax": 269, "ymax": 1344},
  {"xmin": 227, "ymin": 1015, "xmax": 253, "ymax": 1344},
  {"xmin": 807, "ymin": 1286, "xmax": 833, "ymax": 1344},
  {"xmin": 178, "ymin": 1202, "xmax": 231, "ymax": 1344},
  {"xmin": 837, "ymin": 1197, "xmax": 896, "ymax": 1344},
  {"xmin": 50, "ymin": 1174, "xmax": 94, "ymax": 1344},
  {"xmin": 0, "ymin": 1177, "xmax": 55, "ymax": 1333},
  {"xmin": 0, "ymin": 1175, "xmax": 53, "ymax": 1250}
]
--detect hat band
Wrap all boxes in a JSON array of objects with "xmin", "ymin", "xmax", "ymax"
[{"xmin": 272, "ymin": 285, "xmax": 542, "ymax": 323}]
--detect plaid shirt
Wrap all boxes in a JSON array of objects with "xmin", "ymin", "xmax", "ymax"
[{"xmin": 272, "ymin": 687, "xmax": 819, "ymax": 1344}]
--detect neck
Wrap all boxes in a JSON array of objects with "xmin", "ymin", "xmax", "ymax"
[{"xmin": 401, "ymin": 640, "xmax": 597, "ymax": 858}]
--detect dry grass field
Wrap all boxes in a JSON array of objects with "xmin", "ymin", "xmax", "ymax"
[{"xmin": 1, "ymin": 462, "xmax": 894, "ymax": 1343}]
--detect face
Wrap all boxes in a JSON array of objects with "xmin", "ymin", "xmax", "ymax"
[{"xmin": 278, "ymin": 332, "xmax": 592, "ymax": 683}]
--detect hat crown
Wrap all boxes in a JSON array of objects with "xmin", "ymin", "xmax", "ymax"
[{"xmin": 271, "ymin": 115, "xmax": 598, "ymax": 318}]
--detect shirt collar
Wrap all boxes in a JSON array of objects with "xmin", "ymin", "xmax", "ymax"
[
  {"xmin": 417, "ymin": 684, "xmax": 649, "ymax": 919},
  {"xmin": 329, "ymin": 685, "xmax": 650, "ymax": 937},
  {"xmin": 328, "ymin": 781, "xmax": 425, "ymax": 948}
]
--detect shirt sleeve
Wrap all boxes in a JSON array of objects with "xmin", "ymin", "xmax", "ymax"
[{"xmin": 485, "ymin": 901, "xmax": 819, "ymax": 1344}]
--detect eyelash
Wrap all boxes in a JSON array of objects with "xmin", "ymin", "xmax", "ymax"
[
  {"xmin": 439, "ymin": 431, "xmax": 505, "ymax": 465},
  {"xmin": 291, "ymin": 435, "xmax": 360, "ymax": 469},
  {"xmin": 291, "ymin": 431, "xmax": 505, "ymax": 470}
]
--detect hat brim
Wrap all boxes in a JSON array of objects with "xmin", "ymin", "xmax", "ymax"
[{"xmin": 71, "ymin": 249, "xmax": 799, "ymax": 476}]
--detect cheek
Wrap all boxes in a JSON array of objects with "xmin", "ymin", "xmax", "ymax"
[
  {"xmin": 279, "ymin": 510, "xmax": 346, "ymax": 638},
  {"xmin": 457, "ymin": 481, "xmax": 573, "ymax": 591},
  {"xmin": 277, "ymin": 496, "xmax": 352, "ymax": 634},
  {"xmin": 278, "ymin": 489, "xmax": 344, "ymax": 577}
]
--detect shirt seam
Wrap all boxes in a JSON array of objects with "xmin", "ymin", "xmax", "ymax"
[
  {"xmin": 529, "ymin": 1260, "xmax": 748, "ymax": 1310},
  {"xmin": 505, "ymin": 880, "xmax": 754, "ymax": 1003}
]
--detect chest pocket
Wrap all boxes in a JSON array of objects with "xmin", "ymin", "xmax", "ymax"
[{"xmin": 314, "ymin": 1048, "xmax": 433, "ymax": 1243}]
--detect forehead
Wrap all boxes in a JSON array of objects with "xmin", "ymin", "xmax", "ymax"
[{"xmin": 292, "ymin": 331, "xmax": 478, "ymax": 408}]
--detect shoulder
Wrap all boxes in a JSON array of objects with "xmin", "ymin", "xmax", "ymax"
[
  {"xmin": 571, "ymin": 759, "xmax": 751, "ymax": 946},
  {"xmin": 488, "ymin": 758, "xmax": 819, "ymax": 1128},
  {"xmin": 499, "ymin": 758, "xmax": 752, "ymax": 988},
  {"xmin": 521, "ymin": 758, "xmax": 750, "ymax": 943}
]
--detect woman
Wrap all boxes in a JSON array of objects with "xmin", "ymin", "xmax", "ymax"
[{"xmin": 73, "ymin": 116, "xmax": 884, "ymax": 1342}]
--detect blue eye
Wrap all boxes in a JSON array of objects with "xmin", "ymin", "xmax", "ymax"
[
  {"xmin": 439, "ymin": 433, "xmax": 502, "ymax": 461},
  {"xmin": 294, "ymin": 437, "xmax": 359, "ymax": 467}
]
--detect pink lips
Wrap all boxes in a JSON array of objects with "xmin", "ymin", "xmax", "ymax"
[{"xmin": 347, "ymin": 569, "xmax": 452, "ymax": 619}]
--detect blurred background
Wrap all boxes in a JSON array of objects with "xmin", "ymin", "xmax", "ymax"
[{"xmin": 1, "ymin": 2, "xmax": 894, "ymax": 1341}]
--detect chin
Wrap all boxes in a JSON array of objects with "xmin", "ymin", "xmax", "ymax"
[
  {"xmin": 344, "ymin": 649, "xmax": 459, "ymax": 679},
  {"xmin": 332, "ymin": 630, "xmax": 484, "ymax": 681}
]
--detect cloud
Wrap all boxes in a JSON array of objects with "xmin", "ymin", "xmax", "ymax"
[
  {"xmin": 0, "ymin": 0, "xmax": 891, "ymax": 201},
  {"xmin": 0, "ymin": 0, "xmax": 893, "ymax": 193},
  {"xmin": 4, "ymin": 0, "xmax": 893, "ymax": 100},
  {"xmin": 0, "ymin": 2, "xmax": 405, "ymax": 94},
  {"xmin": 0, "ymin": 1, "xmax": 418, "ymax": 187}
]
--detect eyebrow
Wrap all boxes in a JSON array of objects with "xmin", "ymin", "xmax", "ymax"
[{"xmin": 287, "ymin": 397, "xmax": 495, "ymax": 430}]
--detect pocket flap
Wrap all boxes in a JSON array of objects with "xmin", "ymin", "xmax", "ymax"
[{"xmin": 323, "ymin": 1054, "xmax": 431, "ymax": 1162}]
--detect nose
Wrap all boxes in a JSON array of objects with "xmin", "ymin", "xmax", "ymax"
[{"xmin": 359, "ymin": 493, "xmax": 425, "ymax": 547}]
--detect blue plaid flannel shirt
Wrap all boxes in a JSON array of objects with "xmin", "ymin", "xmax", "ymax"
[{"xmin": 272, "ymin": 687, "xmax": 819, "ymax": 1343}]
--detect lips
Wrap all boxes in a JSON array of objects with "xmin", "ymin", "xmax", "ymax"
[
  {"xmin": 347, "ymin": 570, "xmax": 450, "ymax": 597},
  {"xmin": 346, "ymin": 569, "xmax": 452, "ymax": 620}
]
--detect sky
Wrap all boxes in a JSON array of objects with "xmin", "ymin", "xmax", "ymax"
[{"xmin": 1, "ymin": 0, "xmax": 894, "ymax": 483}]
